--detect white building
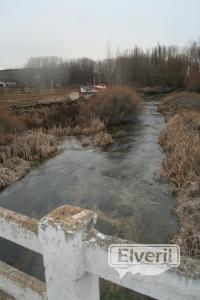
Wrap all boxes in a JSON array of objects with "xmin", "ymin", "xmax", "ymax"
[{"xmin": 0, "ymin": 81, "xmax": 16, "ymax": 88}]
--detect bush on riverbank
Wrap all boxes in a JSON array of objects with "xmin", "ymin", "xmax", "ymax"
[
  {"xmin": 85, "ymin": 86, "xmax": 143, "ymax": 125},
  {"xmin": 185, "ymin": 64, "xmax": 200, "ymax": 92},
  {"xmin": 159, "ymin": 93, "xmax": 200, "ymax": 257},
  {"xmin": 0, "ymin": 106, "xmax": 26, "ymax": 144}
]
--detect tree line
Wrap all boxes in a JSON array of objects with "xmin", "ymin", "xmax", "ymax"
[{"xmin": 1, "ymin": 41, "xmax": 200, "ymax": 91}]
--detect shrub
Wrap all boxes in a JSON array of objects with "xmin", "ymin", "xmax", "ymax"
[
  {"xmin": 1, "ymin": 129, "xmax": 57, "ymax": 162},
  {"xmin": 0, "ymin": 106, "xmax": 25, "ymax": 144},
  {"xmin": 85, "ymin": 86, "xmax": 143, "ymax": 125},
  {"xmin": 185, "ymin": 64, "xmax": 200, "ymax": 92}
]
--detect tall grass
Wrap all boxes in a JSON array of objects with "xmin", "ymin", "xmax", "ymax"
[
  {"xmin": 159, "ymin": 110, "xmax": 200, "ymax": 256},
  {"xmin": 0, "ymin": 129, "xmax": 58, "ymax": 189},
  {"xmin": 94, "ymin": 132, "xmax": 113, "ymax": 146},
  {"xmin": 0, "ymin": 129, "xmax": 57, "ymax": 163}
]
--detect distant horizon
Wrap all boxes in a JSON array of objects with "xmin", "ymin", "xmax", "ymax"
[
  {"xmin": 0, "ymin": 0, "xmax": 199, "ymax": 70},
  {"xmin": 0, "ymin": 40, "xmax": 199, "ymax": 71}
]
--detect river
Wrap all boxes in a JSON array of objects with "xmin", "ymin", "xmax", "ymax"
[{"xmin": 0, "ymin": 96, "xmax": 179, "ymax": 299}]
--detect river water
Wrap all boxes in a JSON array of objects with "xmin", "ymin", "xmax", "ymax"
[{"xmin": 0, "ymin": 97, "xmax": 179, "ymax": 299}]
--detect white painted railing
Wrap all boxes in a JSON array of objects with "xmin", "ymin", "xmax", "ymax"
[{"xmin": 0, "ymin": 205, "xmax": 200, "ymax": 300}]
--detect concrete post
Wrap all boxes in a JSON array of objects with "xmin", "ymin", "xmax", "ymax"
[{"xmin": 38, "ymin": 205, "xmax": 100, "ymax": 300}]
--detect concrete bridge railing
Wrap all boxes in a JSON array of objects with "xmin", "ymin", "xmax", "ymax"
[{"xmin": 0, "ymin": 205, "xmax": 200, "ymax": 300}]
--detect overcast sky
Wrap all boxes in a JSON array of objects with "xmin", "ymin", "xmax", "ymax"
[{"xmin": 0, "ymin": 0, "xmax": 199, "ymax": 69}]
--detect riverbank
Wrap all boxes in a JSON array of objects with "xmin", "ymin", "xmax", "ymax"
[
  {"xmin": 0, "ymin": 129, "xmax": 58, "ymax": 190},
  {"xmin": 158, "ymin": 92, "xmax": 200, "ymax": 257},
  {"xmin": 0, "ymin": 101, "xmax": 106, "ymax": 190},
  {"xmin": 0, "ymin": 119, "xmax": 113, "ymax": 190},
  {"xmin": 0, "ymin": 86, "xmax": 142, "ymax": 190}
]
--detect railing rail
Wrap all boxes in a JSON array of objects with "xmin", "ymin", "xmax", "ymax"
[
  {"xmin": 0, "ymin": 261, "xmax": 46, "ymax": 300},
  {"xmin": 0, "ymin": 207, "xmax": 42, "ymax": 253},
  {"xmin": 0, "ymin": 205, "xmax": 200, "ymax": 300}
]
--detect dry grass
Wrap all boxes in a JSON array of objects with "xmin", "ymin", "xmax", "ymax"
[
  {"xmin": 0, "ymin": 88, "xmax": 69, "ymax": 105},
  {"xmin": 81, "ymin": 137, "xmax": 91, "ymax": 147},
  {"xmin": 0, "ymin": 158, "xmax": 30, "ymax": 189},
  {"xmin": 49, "ymin": 117, "xmax": 105, "ymax": 137},
  {"xmin": 50, "ymin": 118, "xmax": 111, "ymax": 147},
  {"xmin": 158, "ymin": 92, "xmax": 200, "ymax": 118},
  {"xmin": 0, "ymin": 129, "xmax": 58, "ymax": 189},
  {"xmin": 159, "ymin": 97, "xmax": 200, "ymax": 257},
  {"xmin": 0, "ymin": 106, "xmax": 26, "ymax": 144},
  {"xmin": 94, "ymin": 132, "xmax": 113, "ymax": 146},
  {"xmin": 0, "ymin": 130, "xmax": 57, "ymax": 162},
  {"xmin": 159, "ymin": 112, "xmax": 200, "ymax": 189},
  {"xmin": 89, "ymin": 117, "xmax": 106, "ymax": 132}
]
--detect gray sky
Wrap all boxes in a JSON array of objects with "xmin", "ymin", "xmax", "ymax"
[{"xmin": 0, "ymin": 0, "xmax": 199, "ymax": 69}]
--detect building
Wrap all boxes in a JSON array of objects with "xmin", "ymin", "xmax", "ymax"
[{"xmin": 0, "ymin": 81, "xmax": 16, "ymax": 88}]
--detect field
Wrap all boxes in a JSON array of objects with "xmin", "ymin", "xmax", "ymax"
[{"xmin": 0, "ymin": 87, "xmax": 76, "ymax": 108}]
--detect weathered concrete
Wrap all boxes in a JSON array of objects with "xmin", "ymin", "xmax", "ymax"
[
  {"xmin": 84, "ymin": 230, "xmax": 200, "ymax": 300},
  {"xmin": 0, "ymin": 260, "xmax": 46, "ymax": 300},
  {"xmin": 0, "ymin": 207, "xmax": 42, "ymax": 253},
  {"xmin": 1, "ymin": 205, "xmax": 200, "ymax": 300},
  {"xmin": 38, "ymin": 205, "xmax": 100, "ymax": 300}
]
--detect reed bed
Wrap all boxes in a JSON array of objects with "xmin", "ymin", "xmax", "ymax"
[{"xmin": 159, "ymin": 103, "xmax": 200, "ymax": 257}]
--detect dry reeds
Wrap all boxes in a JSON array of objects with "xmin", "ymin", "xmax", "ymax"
[
  {"xmin": 81, "ymin": 137, "xmax": 91, "ymax": 147},
  {"xmin": 48, "ymin": 117, "xmax": 105, "ymax": 137},
  {"xmin": 159, "ymin": 109, "xmax": 200, "ymax": 257},
  {"xmin": 94, "ymin": 132, "xmax": 113, "ymax": 146},
  {"xmin": 0, "ymin": 129, "xmax": 59, "ymax": 189},
  {"xmin": 159, "ymin": 112, "xmax": 200, "ymax": 188},
  {"xmin": 0, "ymin": 129, "xmax": 57, "ymax": 163}
]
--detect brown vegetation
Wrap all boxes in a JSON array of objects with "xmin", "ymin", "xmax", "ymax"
[
  {"xmin": 0, "ymin": 117, "xmax": 109, "ymax": 189},
  {"xmin": 158, "ymin": 92, "xmax": 200, "ymax": 118},
  {"xmin": 0, "ymin": 88, "xmax": 67, "ymax": 104},
  {"xmin": 85, "ymin": 86, "xmax": 143, "ymax": 125},
  {"xmin": 94, "ymin": 132, "xmax": 113, "ymax": 146},
  {"xmin": 159, "ymin": 93, "xmax": 200, "ymax": 257},
  {"xmin": 185, "ymin": 64, "xmax": 200, "ymax": 92},
  {"xmin": 81, "ymin": 137, "xmax": 91, "ymax": 147},
  {"xmin": 0, "ymin": 86, "xmax": 143, "ymax": 189},
  {"xmin": 0, "ymin": 106, "xmax": 26, "ymax": 144},
  {"xmin": 0, "ymin": 104, "xmax": 111, "ymax": 189},
  {"xmin": 0, "ymin": 129, "xmax": 58, "ymax": 189}
]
